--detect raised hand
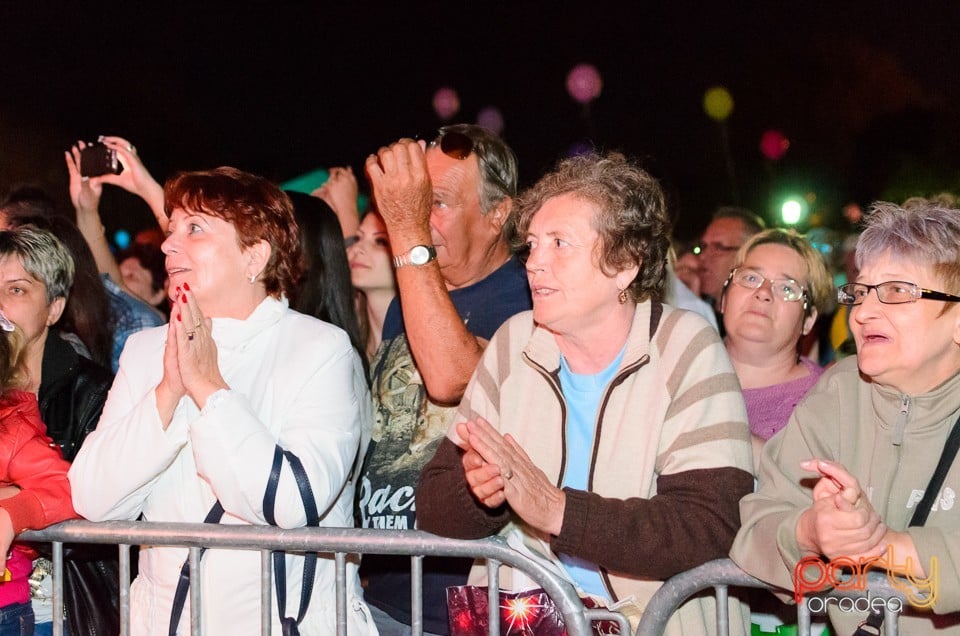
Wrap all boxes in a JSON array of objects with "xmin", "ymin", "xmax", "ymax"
[
  {"xmin": 65, "ymin": 141, "xmax": 104, "ymax": 215},
  {"xmin": 364, "ymin": 139, "xmax": 432, "ymax": 236},
  {"xmin": 312, "ymin": 166, "xmax": 360, "ymax": 237}
]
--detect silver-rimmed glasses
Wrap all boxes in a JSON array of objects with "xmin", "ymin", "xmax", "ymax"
[{"xmin": 728, "ymin": 268, "xmax": 806, "ymax": 302}]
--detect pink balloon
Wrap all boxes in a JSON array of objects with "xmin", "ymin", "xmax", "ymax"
[
  {"xmin": 476, "ymin": 106, "xmax": 504, "ymax": 135},
  {"xmin": 760, "ymin": 130, "xmax": 790, "ymax": 161},
  {"xmin": 566, "ymin": 64, "xmax": 603, "ymax": 104},
  {"xmin": 432, "ymin": 87, "xmax": 461, "ymax": 120}
]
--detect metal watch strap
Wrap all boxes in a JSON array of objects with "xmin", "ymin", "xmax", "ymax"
[{"xmin": 392, "ymin": 245, "xmax": 436, "ymax": 268}]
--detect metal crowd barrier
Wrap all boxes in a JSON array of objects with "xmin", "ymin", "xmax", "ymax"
[
  {"xmin": 637, "ymin": 558, "xmax": 915, "ymax": 636},
  {"xmin": 20, "ymin": 520, "xmax": 628, "ymax": 636}
]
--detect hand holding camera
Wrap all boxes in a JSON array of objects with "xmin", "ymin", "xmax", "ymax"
[
  {"xmin": 65, "ymin": 135, "xmax": 167, "ymax": 230},
  {"xmin": 79, "ymin": 141, "xmax": 122, "ymax": 178}
]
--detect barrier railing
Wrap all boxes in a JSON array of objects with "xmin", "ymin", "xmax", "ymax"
[
  {"xmin": 636, "ymin": 558, "xmax": 917, "ymax": 636},
  {"xmin": 20, "ymin": 521, "xmax": 628, "ymax": 636}
]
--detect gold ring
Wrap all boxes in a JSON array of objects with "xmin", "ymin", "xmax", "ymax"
[
  {"xmin": 186, "ymin": 331, "xmax": 196, "ymax": 341},
  {"xmin": 193, "ymin": 321, "xmax": 203, "ymax": 330}
]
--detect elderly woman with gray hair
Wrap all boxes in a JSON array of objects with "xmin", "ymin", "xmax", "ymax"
[
  {"xmin": 732, "ymin": 200, "xmax": 960, "ymax": 634},
  {"xmin": 417, "ymin": 153, "xmax": 754, "ymax": 634}
]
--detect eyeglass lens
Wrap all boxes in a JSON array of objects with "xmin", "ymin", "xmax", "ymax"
[{"xmin": 734, "ymin": 269, "xmax": 802, "ymax": 301}]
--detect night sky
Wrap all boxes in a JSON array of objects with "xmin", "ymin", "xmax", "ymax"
[{"xmin": 3, "ymin": 2, "xmax": 959, "ymax": 241}]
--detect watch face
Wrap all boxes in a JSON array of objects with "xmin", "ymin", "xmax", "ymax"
[{"xmin": 409, "ymin": 245, "xmax": 431, "ymax": 265}]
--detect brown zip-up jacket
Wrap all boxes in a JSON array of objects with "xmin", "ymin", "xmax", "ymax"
[{"xmin": 418, "ymin": 301, "xmax": 754, "ymax": 632}]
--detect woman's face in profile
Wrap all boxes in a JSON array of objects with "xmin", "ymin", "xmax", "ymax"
[
  {"xmin": 722, "ymin": 243, "xmax": 813, "ymax": 353},
  {"xmin": 161, "ymin": 208, "xmax": 255, "ymax": 314},
  {"xmin": 347, "ymin": 212, "xmax": 393, "ymax": 294},
  {"xmin": 851, "ymin": 251, "xmax": 960, "ymax": 394}
]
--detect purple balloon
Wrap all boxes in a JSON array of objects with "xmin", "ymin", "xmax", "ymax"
[
  {"xmin": 566, "ymin": 64, "xmax": 603, "ymax": 104},
  {"xmin": 432, "ymin": 87, "xmax": 461, "ymax": 121},
  {"xmin": 476, "ymin": 106, "xmax": 504, "ymax": 135}
]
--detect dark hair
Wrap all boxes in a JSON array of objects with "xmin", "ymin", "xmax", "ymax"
[
  {"xmin": 286, "ymin": 191, "xmax": 366, "ymax": 370},
  {"xmin": 0, "ymin": 186, "xmax": 59, "ymax": 221},
  {"xmin": 711, "ymin": 206, "xmax": 766, "ymax": 235},
  {"xmin": 164, "ymin": 167, "xmax": 304, "ymax": 299},
  {"xmin": 514, "ymin": 152, "xmax": 671, "ymax": 302},
  {"xmin": 11, "ymin": 215, "xmax": 114, "ymax": 368}
]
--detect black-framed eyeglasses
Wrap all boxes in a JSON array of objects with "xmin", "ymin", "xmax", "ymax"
[
  {"xmin": 729, "ymin": 267, "xmax": 806, "ymax": 302},
  {"xmin": 837, "ymin": 281, "xmax": 960, "ymax": 306},
  {"xmin": 431, "ymin": 130, "xmax": 475, "ymax": 160}
]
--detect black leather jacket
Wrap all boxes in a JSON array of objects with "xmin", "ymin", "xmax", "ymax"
[
  {"xmin": 38, "ymin": 330, "xmax": 113, "ymax": 462},
  {"xmin": 37, "ymin": 329, "xmax": 119, "ymax": 635}
]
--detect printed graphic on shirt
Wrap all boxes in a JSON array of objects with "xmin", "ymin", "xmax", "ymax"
[
  {"xmin": 906, "ymin": 487, "xmax": 955, "ymax": 512},
  {"xmin": 359, "ymin": 333, "xmax": 457, "ymax": 531}
]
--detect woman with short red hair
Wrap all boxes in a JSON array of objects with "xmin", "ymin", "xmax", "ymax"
[{"xmin": 70, "ymin": 167, "xmax": 376, "ymax": 635}]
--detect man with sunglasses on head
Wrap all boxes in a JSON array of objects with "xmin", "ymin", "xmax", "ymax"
[{"xmin": 359, "ymin": 124, "xmax": 531, "ymax": 635}]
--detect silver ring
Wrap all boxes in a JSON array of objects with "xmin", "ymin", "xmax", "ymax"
[
  {"xmin": 503, "ymin": 468, "xmax": 513, "ymax": 480},
  {"xmin": 186, "ymin": 331, "xmax": 196, "ymax": 341},
  {"xmin": 128, "ymin": 144, "xmax": 135, "ymax": 153}
]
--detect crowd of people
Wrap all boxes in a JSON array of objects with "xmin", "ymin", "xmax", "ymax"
[{"xmin": 0, "ymin": 125, "xmax": 956, "ymax": 636}]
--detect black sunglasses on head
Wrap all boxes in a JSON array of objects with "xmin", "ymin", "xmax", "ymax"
[{"xmin": 432, "ymin": 131, "xmax": 475, "ymax": 160}]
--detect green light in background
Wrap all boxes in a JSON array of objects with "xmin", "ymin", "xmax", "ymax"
[{"xmin": 781, "ymin": 198, "xmax": 805, "ymax": 225}]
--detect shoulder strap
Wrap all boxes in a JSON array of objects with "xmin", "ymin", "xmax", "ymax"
[
  {"xmin": 263, "ymin": 445, "xmax": 320, "ymax": 634},
  {"xmin": 649, "ymin": 300, "xmax": 663, "ymax": 340},
  {"xmin": 168, "ymin": 501, "xmax": 225, "ymax": 636},
  {"xmin": 910, "ymin": 412, "xmax": 960, "ymax": 527},
  {"xmin": 854, "ymin": 410, "xmax": 960, "ymax": 636}
]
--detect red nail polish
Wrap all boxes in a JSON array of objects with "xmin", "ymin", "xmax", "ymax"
[
  {"xmin": 177, "ymin": 313, "xmax": 181, "ymax": 321},
  {"xmin": 175, "ymin": 285, "xmax": 181, "ymax": 294},
  {"xmin": 183, "ymin": 282, "xmax": 190, "ymax": 291},
  {"xmin": 181, "ymin": 295, "xmax": 187, "ymax": 303}
]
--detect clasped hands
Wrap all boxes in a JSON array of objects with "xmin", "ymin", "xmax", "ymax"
[
  {"xmin": 455, "ymin": 418, "xmax": 565, "ymax": 537},
  {"xmin": 157, "ymin": 285, "xmax": 228, "ymax": 418},
  {"xmin": 796, "ymin": 458, "xmax": 888, "ymax": 560}
]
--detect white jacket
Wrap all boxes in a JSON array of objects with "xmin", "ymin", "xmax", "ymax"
[{"xmin": 70, "ymin": 297, "xmax": 376, "ymax": 635}]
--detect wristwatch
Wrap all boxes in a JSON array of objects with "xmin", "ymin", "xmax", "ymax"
[{"xmin": 392, "ymin": 245, "xmax": 437, "ymax": 269}]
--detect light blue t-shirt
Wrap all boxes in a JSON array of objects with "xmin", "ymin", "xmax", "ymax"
[{"xmin": 557, "ymin": 345, "xmax": 626, "ymax": 599}]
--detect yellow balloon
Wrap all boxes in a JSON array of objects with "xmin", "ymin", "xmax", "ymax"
[{"xmin": 703, "ymin": 86, "xmax": 734, "ymax": 122}]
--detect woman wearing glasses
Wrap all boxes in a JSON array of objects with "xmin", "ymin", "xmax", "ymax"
[
  {"xmin": 720, "ymin": 229, "xmax": 833, "ymax": 463},
  {"xmin": 732, "ymin": 200, "xmax": 960, "ymax": 634}
]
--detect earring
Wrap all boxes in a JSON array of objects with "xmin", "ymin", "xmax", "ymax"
[
  {"xmin": 249, "ymin": 273, "xmax": 257, "ymax": 284},
  {"xmin": 618, "ymin": 288, "xmax": 627, "ymax": 304}
]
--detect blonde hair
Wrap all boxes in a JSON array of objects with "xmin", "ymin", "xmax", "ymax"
[
  {"xmin": 0, "ymin": 326, "xmax": 29, "ymax": 393},
  {"xmin": 732, "ymin": 229, "xmax": 835, "ymax": 315}
]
